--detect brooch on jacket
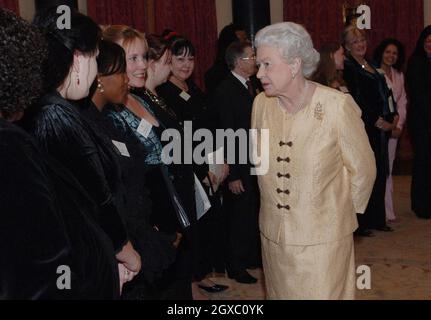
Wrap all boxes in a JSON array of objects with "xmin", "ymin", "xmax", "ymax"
[{"xmin": 314, "ymin": 103, "xmax": 324, "ymax": 120}]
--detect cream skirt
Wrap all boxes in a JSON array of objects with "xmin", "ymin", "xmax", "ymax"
[{"xmin": 261, "ymin": 234, "xmax": 356, "ymax": 300}]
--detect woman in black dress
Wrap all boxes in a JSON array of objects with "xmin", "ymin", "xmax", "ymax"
[
  {"xmin": 157, "ymin": 35, "xmax": 229, "ymax": 295},
  {"xmin": 29, "ymin": 8, "xmax": 141, "ymax": 293},
  {"xmin": 406, "ymin": 26, "xmax": 431, "ymax": 219},
  {"xmin": 0, "ymin": 8, "xmax": 118, "ymax": 299},
  {"xmin": 84, "ymin": 40, "xmax": 179, "ymax": 299},
  {"xmin": 342, "ymin": 25, "xmax": 398, "ymax": 236},
  {"xmin": 102, "ymin": 25, "xmax": 194, "ymax": 300}
]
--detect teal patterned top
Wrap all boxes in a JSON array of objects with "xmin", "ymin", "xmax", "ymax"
[{"xmin": 107, "ymin": 94, "xmax": 164, "ymax": 165}]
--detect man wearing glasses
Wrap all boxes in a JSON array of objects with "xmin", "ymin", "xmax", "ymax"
[{"xmin": 212, "ymin": 41, "xmax": 261, "ymax": 284}]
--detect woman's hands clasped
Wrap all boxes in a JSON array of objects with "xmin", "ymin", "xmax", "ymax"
[{"xmin": 375, "ymin": 115, "xmax": 399, "ymax": 132}]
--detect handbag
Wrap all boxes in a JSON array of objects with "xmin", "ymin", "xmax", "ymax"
[{"xmin": 160, "ymin": 165, "xmax": 191, "ymax": 230}]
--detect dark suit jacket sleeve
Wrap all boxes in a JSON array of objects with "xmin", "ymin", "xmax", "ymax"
[{"xmin": 213, "ymin": 85, "xmax": 242, "ymax": 182}]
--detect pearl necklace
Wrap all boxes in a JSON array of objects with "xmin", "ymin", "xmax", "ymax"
[{"xmin": 283, "ymin": 81, "xmax": 310, "ymax": 114}]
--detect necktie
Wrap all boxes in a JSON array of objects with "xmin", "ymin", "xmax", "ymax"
[{"xmin": 246, "ymin": 80, "xmax": 255, "ymax": 97}]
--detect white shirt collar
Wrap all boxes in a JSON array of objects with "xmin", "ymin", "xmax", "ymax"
[{"xmin": 231, "ymin": 71, "xmax": 249, "ymax": 88}]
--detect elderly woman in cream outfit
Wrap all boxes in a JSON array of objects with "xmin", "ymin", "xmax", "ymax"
[{"xmin": 251, "ymin": 22, "xmax": 377, "ymax": 300}]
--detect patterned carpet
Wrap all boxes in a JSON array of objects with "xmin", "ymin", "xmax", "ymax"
[{"xmin": 203, "ymin": 176, "xmax": 431, "ymax": 300}]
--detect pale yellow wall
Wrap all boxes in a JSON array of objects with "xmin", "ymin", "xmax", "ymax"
[
  {"xmin": 216, "ymin": 0, "xmax": 233, "ymax": 34},
  {"xmin": 270, "ymin": 0, "xmax": 283, "ymax": 24},
  {"xmin": 78, "ymin": 0, "xmax": 87, "ymax": 14},
  {"xmin": 18, "ymin": 0, "xmax": 35, "ymax": 21},
  {"xmin": 425, "ymin": 0, "xmax": 431, "ymax": 26}
]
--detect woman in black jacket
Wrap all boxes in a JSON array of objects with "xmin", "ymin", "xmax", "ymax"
[
  {"xmin": 102, "ymin": 25, "xmax": 195, "ymax": 300},
  {"xmin": 0, "ymin": 8, "xmax": 118, "ymax": 299},
  {"xmin": 29, "ymin": 8, "xmax": 141, "ymax": 294},
  {"xmin": 406, "ymin": 26, "xmax": 431, "ymax": 219},
  {"xmin": 84, "ymin": 40, "xmax": 179, "ymax": 299},
  {"xmin": 342, "ymin": 25, "xmax": 398, "ymax": 236},
  {"xmin": 157, "ymin": 35, "xmax": 229, "ymax": 296}
]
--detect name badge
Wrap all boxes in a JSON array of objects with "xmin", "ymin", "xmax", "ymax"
[
  {"xmin": 180, "ymin": 91, "xmax": 191, "ymax": 101},
  {"xmin": 388, "ymin": 96, "xmax": 395, "ymax": 113},
  {"xmin": 137, "ymin": 118, "xmax": 153, "ymax": 138},
  {"xmin": 112, "ymin": 140, "xmax": 130, "ymax": 158}
]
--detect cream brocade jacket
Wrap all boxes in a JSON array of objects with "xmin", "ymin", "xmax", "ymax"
[{"xmin": 251, "ymin": 84, "xmax": 377, "ymax": 246}]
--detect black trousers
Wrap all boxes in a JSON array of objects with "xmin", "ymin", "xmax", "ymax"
[
  {"xmin": 195, "ymin": 194, "xmax": 226, "ymax": 280},
  {"xmin": 224, "ymin": 174, "xmax": 261, "ymax": 274},
  {"xmin": 358, "ymin": 152, "xmax": 388, "ymax": 231}
]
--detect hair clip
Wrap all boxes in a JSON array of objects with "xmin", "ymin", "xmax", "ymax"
[{"xmin": 164, "ymin": 31, "xmax": 179, "ymax": 41}]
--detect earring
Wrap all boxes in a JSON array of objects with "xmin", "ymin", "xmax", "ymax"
[
  {"xmin": 292, "ymin": 72, "xmax": 296, "ymax": 80},
  {"xmin": 97, "ymin": 80, "xmax": 104, "ymax": 93}
]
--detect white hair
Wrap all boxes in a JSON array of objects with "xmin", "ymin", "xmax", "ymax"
[{"xmin": 255, "ymin": 22, "xmax": 320, "ymax": 77}]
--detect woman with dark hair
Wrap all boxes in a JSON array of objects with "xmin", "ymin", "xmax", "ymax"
[
  {"xmin": 1, "ymin": 8, "xmax": 120, "ymax": 299},
  {"xmin": 373, "ymin": 38, "xmax": 406, "ymax": 72},
  {"xmin": 342, "ymin": 25, "xmax": 398, "ymax": 236},
  {"xmin": 29, "ymin": 7, "xmax": 141, "ymax": 294},
  {"xmin": 129, "ymin": 34, "xmax": 205, "ymax": 299},
  {"xmin": 406, "ymin": 26, "xmax": 431, "ymax": 219},
  {"xmin": 373, "ymin": 39, "xmax": 408, "ymax": 223},
  {"xmin": 311, "ymin": 42, "xmax": 347, "ymax": 91},
  {"xmin": 83, "ymin": 40, "xmax": 179, "ymax": 299},
  {"xmin": 103, "ymin": 26, "xmax": 195, "ymax": 300},
  {"xmin": 144, "ymin": 34, "xmax": 228, "ymax": 296},
  {"xmin": 157, "ymin": 35, "xmax": 229, "ymax": 297}
]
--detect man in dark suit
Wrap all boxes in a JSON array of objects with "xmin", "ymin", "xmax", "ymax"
[{"xmin": 212, "ymin": 41, "xmax": 261, "ymax": 284}]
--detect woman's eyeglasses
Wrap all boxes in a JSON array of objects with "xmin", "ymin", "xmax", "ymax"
[{"xmin": 241, "ymin": 55, "xmax": 256, "ymax": 61}]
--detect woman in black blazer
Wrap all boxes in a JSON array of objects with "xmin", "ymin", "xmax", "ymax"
[
  {"xmin": 30, "ymin": 8, "xmax": 141, "ymax": 294},
  {"xmin": 342, "ymin": 25, "xmax": 398, "ymax": 236},
  {"xmin": 157, "ymin": 35, "xmax": 229, "ymax": 296},
  {"xmin": 1, "ymin": 8, "xmax": 120, "ymax": 299}
]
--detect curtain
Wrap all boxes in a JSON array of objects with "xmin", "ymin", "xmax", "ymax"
[
  {"xmin": 283, "ymin": 0, "xmax": 424, "ymax": 61},
  {"xmin": 154, "ymin": 0, "xmax": 218, "ymax": 90},
  {"xmin": 0, "ymin": 0, "xmax": 19, "ymax": 14},
  {"xmin": 87, "ymin": 0, "xmax": 218, "ymax": 89},
  {"xmin": 87, "ymin": 0, "xmax": 148, "ymax": 32},
  {"xmin": 283, "ymin": 0, "xmax": 345, "ymax": 51},
  {"xmin": 284, "ymin": 0, "xmax": 421, "ymax": 165}
]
